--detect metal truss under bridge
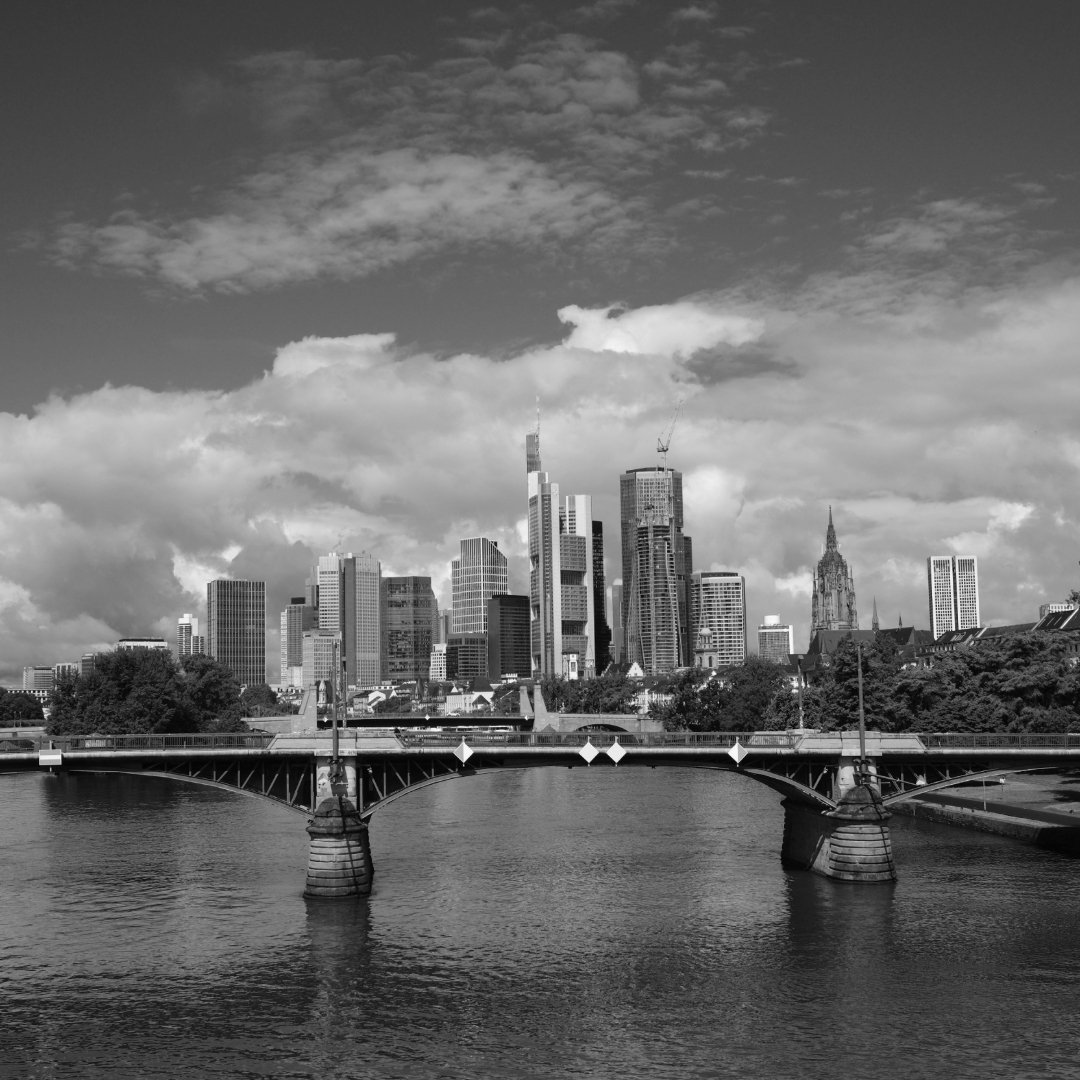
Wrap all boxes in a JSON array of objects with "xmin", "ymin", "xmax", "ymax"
[{"xmin": 12, "ymin": 729, "xmax": 1080, "ymax": 818}]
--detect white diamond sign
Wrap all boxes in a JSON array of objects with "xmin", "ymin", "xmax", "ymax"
[
  {"xmin": 578, "ymin": 740, "xmax": 599, "ymax": 765},
  {"xmin": 454, "ymin": 740, "xmax": 474, "ymax": 764},
  {"xmin": 606, "ymin": 740, "xmax": 626, "ymax": 765},
  {"xmin": 727, "ymin": 739, "xmax": 749, "ymax": 766}
]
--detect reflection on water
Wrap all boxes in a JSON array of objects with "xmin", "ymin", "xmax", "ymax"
[{"xmin": 2, "ymin": 766, "xmax": 1079, "ymax": 1079}]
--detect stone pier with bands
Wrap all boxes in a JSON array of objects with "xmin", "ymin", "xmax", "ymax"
[
  {"xmin": 304, "ymin": 757, "xmax": 373, "ymax": 899},
  {"xmin": 781, "ymin": 755, "xmax": 896, "ymax": 882}
]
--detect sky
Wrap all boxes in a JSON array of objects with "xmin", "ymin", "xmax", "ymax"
[{"xmin": 3, "ymin": 0, "xmax": 1080, "ymax": 682}]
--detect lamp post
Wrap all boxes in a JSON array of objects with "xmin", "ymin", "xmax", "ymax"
[
  {"xmin": 329, "ymin": 633, "xmax": 347, "ymax": 797},
  {"xmin": 856, "ymin": 641, "xmax": 868, "ymax": 785}
]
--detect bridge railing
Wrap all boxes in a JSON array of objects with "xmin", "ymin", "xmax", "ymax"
[
  {"xmin": 397, "ymin": 730, "xmax": 797, "ymax": 749},
  {"xmin": 915, "ymin": 733, "xmax": 1080, "ymax": 750},
  {"xmin": 48, "ymin": 733, "xmax": 276, "ymax": 752}
]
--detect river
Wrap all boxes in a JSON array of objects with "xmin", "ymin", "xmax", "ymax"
[{"xmin": 2, "ymin": 765, "xmax": 1078, "ymax": 1079}]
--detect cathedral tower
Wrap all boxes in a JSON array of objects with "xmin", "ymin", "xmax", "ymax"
[{"xmin": 810, "ymin": 507, "xmax": 858, "ymax": 631}]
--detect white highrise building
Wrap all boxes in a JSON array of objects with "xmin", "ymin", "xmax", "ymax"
[
  {"xmin": 927, "ymin": 555, "xmax": 980, "ymax": 640},
  {"xmin": 280, "ymin": 597, "xmax": 317, "ymax": 686},
  {"xmin": 691, "ymin": 571, "xmax": 747, "ymax": 668},
  {"xmin": 757, "ymin": 614, "xmax": 794, "ymax": 663},
  {"xmin": 176, "ymin": 614, "xmax": 205, "ymax": 658}
]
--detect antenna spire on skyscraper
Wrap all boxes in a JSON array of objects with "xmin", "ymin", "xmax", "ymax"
[{"xmin": 525, "ymin": 398, "xmax": 543, "ymax": 475}]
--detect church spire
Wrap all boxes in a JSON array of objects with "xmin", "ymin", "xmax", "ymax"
[
  {"xmin": 872, "ymin": 596, "xmax": 879, "ymax": 632},
  {"xmin": 825, "ymin": 505, "xmax": 838, "ymax": 552},
  {"xmin": 810, "ymin": 506, "xmax": 858, "ymax": 633}
]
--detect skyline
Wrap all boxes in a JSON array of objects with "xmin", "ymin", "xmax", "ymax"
[{"xmin": 3, "ymin": 2, "xmax": 1080, "ymax": 681}]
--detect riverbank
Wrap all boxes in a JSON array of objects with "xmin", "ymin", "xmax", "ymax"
[{"xmin": 894, "ymin": 769, "xmax": 1080, "ymax": 853}]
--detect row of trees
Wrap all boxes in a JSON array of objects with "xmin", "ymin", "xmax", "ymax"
[
  {"xmin": 0, "ymin": 688, "xmax": 45, "ymax": 724},
  {"xmin": 47, "ymin": 650, "xmax": 285, "ymax": 736},
  {"xmin": 652, "ymin": 632, "xmax": 1080, "ymax": 733}
]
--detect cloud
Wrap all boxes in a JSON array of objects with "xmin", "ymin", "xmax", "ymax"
[
  {"xmin": 51, "ymin": 148, "xmax": 624, "ymax": 292},
  {"xmin": 4, "ymin": 261, "xmax": 1080, "ymax": 678},
  {"xmin": 556, "ymin": 300, "xmax": 763, "ymax": 355},
  {"xmin": 42, "ymin": 21, "xmax": 779, "ymax": 294}
]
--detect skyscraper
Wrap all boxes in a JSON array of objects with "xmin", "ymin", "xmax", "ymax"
[
  {"xmin": 620, "ymin": 465, "xmax": 693, "ymax": 674},
  {"xmin": 315, "ymin": 552, "xmax": 382, "ymax": 689},
  {"xmin": 451, "ymin": 537, "xmax": 507, "ymax": 634},
  {"xmin": 527, "ymin": 434, "xmax": 598, "ymax": 678},
  {"xmin": 692, "ymin": 571, "xmax": 747, "ymax": 667},
  {"xmin": 487, "ymin": 594, "xmax": 531, "ymax": 681},
  {"xmin": 927, "ymin": 555, "xmax": 980, "ymax": 639},
  {"xmin": 757, "ymin": 615, "xmax": 794, "ymax": 663},
  {"xmin": 382, "ymin": 576, "xmax": 436, "ymax": 682},
  {"xmin": 206, "ymin": 579, "xmax": 266, "ymax": 687},
  {"xmin": 610, "ymin": 582, "xmax": 624, "ymax": 665},
  {"xmin": 810, "ymin": 507, "xmax": 858, "ymax": 632},
  {"xmin": 176, "ymin": 613, "xmax": 205, "ymax": 659},
  {"xmin": 591, "ymin": 521, "xmax": 612, "ymax": 673},
  {"xmin": 280, "ymin": 596, "xmax": 317, "ymax": 686}
]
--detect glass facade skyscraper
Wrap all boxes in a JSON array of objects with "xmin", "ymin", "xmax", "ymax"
[
  {"xmin": 451, "ymin": 537, "xmax": 507, "ymax": 635},
  {"xmin": 207, "ymin": 579, "xmax": 266, "ymax": 687},
  {"xmin": 619, "ymin": 466, "xmax": 692, "ymax": 674}
]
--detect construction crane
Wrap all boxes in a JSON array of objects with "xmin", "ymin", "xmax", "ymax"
[{"xmin": 656, "ymin": 400, "xmax": 683, "ymax": 473}]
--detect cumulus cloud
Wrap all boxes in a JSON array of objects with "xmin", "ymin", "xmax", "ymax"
[
  {"xmin": 557, "ymin": 301, "xmax": 763, "ymax": 355},
  {"xmin": 3, "ymin": 272, "xmax": 1080, "ymax": 678},
  {"xmin": 41, "ymin": 21, "xmax": 777, "ymax": 294}
]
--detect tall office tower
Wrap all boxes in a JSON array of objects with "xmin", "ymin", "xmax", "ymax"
[
  {"xmin": 591, "ymin": 521, "xmax": 612, "ymax": 673},
  {"xmin": 176, "ymin": 613, "xmax": 202, "ymax": 658},
  {"xmin": 810, "ymin": 507, "xmax": 858, "ymax": 632},
  {"xmin": 927, "ymin": 555, "xmax": 981, "ymax": 639},
  {"xmin": 382, "ymin": 576, "xmax": 436, "ymax": 682},
  {"xmin": 757, "ymin": 614, "xmax": 794, "ymax": 663},
  {"xmin": 487, "ymin": 594, "xmax": 531, "ymax": 681},
  {"xmin": 528, "ymin": 444, "xmax": 560, "ymax": 677},
  {"xmin": 560, "ymin": 493, "xmax": 597, "ymax": 679},
  {"xmin": 610, "ymin": 582, "xmax": 624, "ymax": 664},
  {"xmin": 451, "ymin": 537, "xmax": 508, "ymax": 634},
  {"xmin": 206, "ymin": 579, "xmax": 266, "ymax": 687},
  {"xmin": 526, "ymin": 435, "xmax": 597, "ymax": 678},
  {"xmin": 692, "ymin": 571, "xmax": 747, "ymax": 667},
  {"xmin": 315, "ymin": 552, "xmax": 382, "ymax": 689},
  {"xmin": 301, "ymin": 629, "xmax": 338, "ymax": 687},
  {"xmin": 280, "ymin": 596, "xmax": 317, "ymax": 686},
  {"xmin": 620, "ymin": 466, "xmax": 693, "ymax": 674}
]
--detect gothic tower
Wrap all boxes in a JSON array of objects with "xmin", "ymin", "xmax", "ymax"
[{"xmin": 810, "ymin": 507, "xmax": 858, "ymax": 631}]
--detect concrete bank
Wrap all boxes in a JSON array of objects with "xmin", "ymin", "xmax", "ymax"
[{"xmin": 894, "ymin": 769, "xmax": 1080, "ymax": 854}]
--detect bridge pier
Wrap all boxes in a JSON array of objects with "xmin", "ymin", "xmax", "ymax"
[
  {"xmin": 781, "ymin": 757, "xmax": 896, "ymax": 883},
  {"xmin": 304, "ymin": 756, "xmax": 373, "ymax": 899}
]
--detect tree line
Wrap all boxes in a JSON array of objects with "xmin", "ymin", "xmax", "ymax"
[
  {"xmin": 0, "ymin": 688, "xmax": 45, "ymax": 725},
  {"xmin": 652, "ymin": 631, "xmax": 1080, "ymax": 733},
  {"xmin": 47, "ymin": 650, "xmax": 285, "ymax": 736}
]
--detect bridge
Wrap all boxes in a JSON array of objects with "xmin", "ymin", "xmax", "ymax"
[{"xmin": 11, "ymin": 729, "xmax": 1080, "ymax": 896}]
